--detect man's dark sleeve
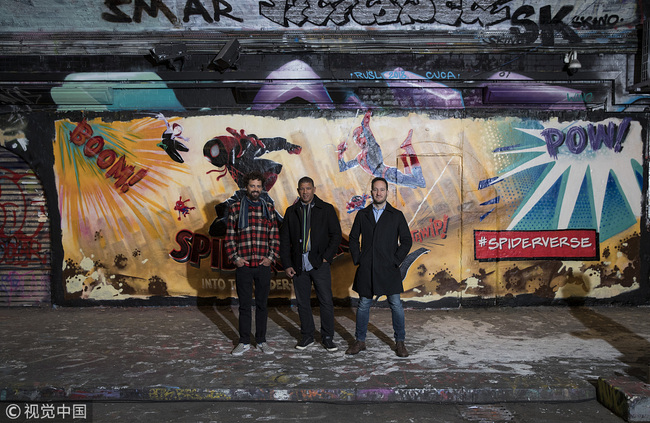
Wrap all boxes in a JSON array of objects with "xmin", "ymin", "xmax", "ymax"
[
  {"xmin": 395, "ymin": 211, "xmax": 413, "ymax": 264},
  {"xmin": 323, "ymin": 205, "xmax": 342, "ymax": 263},
  {"xmin": 348, "ymin": 212, "xmax": 362, "ymax": 266},
  {"xmin": 279, "ymin": 208, "xmax": 293, "ymax": 269}
]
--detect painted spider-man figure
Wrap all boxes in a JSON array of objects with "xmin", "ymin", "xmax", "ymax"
[
  {"xmin": 346, "ymin": 194, "xmax": 370, "ymax": 213},
  {"xmin": 337, "ymin": 110, "xmax": 425, "ymax": 189},
  {"xmin": 203, "ymin": 127, "xmax": 301, "ymax": 191},
  {"xmin": 156, "ymin": 113, "xmax": 189, "ymax": 163},
  {"xmin": 174, "ymin": 196, "xmax": 195, "ymax": 220},
  {"xmin": 204, "ymin": 128, "xmax": 301, "ymax": 236}
]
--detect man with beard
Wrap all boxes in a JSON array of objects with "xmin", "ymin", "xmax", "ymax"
[{"xmin": 225, "ymin": 171, "xmax": 280, "ymax": 356}]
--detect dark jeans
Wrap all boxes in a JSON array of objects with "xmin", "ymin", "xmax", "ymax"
[
  {"xmin": 293, "ymin": 262, "xmax": 335, "ymax": 340},
  {"xmin": 235, "ymin": 265, "xmax": 271, "ymax": 344}
]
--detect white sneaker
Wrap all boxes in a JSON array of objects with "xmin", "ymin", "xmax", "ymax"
[
  {"xmin": 257, "ymin": 342, "xmax": 274, "ymax": 354},
  {"xmin": 231, "ymin": 343, "xmax": 250, "ymax": 356}
]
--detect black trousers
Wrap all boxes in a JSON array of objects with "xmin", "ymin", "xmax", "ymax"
[
  {"xmin": 293, "ymin": 262, "xmax": 335, "ymax": 340},
  {"xmin": 235, "ymin": 265, "xmax": 271, "ymax": 344}
]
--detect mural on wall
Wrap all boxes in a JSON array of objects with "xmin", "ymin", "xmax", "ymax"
[
  {"xmin": 49, "ymin": 60, "xmax": 592, "ymax": 114},
  {"xmin": 52, "ymin": 109, "xmax": 643, "ymax": 303},
  {"xmin": 464, "ymin": 117, "xmax": 643, "ymax": 301}
]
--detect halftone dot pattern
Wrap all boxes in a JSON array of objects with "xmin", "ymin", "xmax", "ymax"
[
  {"xmin": 493, "ymin": 120, "xmax": 546, "ymax": 175},
  {"xmin": 501, "ymin": 163, "xmax": 548, "ymax": 212},
  {"xmin": 485, "ymin": 120, "xmax": 547, "ymax": 221},
  {"xmin": 599, "ymin": 171, "xmax": 636, "ymax": 241},
  {"xmin": 512, "ymin": 173, "xmax": 563, "ymax": 230},
  {"xmin": 480, "ymin": 118, "xmax": 641, "ymax": 240},
  {"xmin": 486, "ymin": 121, "xmax": 510, "ymax": 174},
  {"xmin": 568, "ymin": 173, "xmax": 597, "ymax": 229},
  {"xmin": 631, "ymin": 158, "xmax": 643, "ymax": 191}
]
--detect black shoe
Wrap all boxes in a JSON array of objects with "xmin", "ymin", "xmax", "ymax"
[
  {"xmin": 322, "ymin": 338, "xmax": 338, "ymax": 352},
  {"xmin": 295, "ymin": 337, "xmax": 315, "ymax": 350}
]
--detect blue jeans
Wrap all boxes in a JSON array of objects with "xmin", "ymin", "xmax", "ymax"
[{"xmin": 355, "ymin": 294, "xmax": 405, "ymax": 342}]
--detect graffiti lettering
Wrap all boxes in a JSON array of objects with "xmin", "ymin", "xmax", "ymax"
[
  {"xmin": 0, "ymin": 236, "xmax": 46, "ymax": 267},
  {"xmin": 0, "ymin": 166, "xmax": 48, "ymax": 268},
  {"xmin": 261, "ymin": 0, "xmax": 509, "ymax": 27},
  {"xmin": 101, "ymin": 0, "xmax": 242, "ymax": 24},
  {"xmin": 508, "ymin": 5, "xmax": 539, "ymax": 44},
  {"xmin": 134, "ymin": 0, "xmax": 179, "ymax": 24},
  {"xmin": 350, "ymin": 71, "xmax": 383, "ymax": 80},
  {"xmin": 571, "ymin": 14, "xmax": 620, "ymax": 29},
  {"xmin": 502, "ymin": 5, "xmax": 580, "ymax": 46},
  {"xmin": 101, "ymin": 0, "xmax": 132, "ymax": 23},
  {"xmin": 68, "ymin": 119, "xmax": 148, "ymax": 193},
  {"xmin": 0, "ymin": 271, "xmax": 26, "ymax": 305},
  {"xmin": 475, "ymin": 229, "xmax": 599, "ymax": 261},
  {"xmin": 487, "ymin": 236, "xmax": 592, "ymax": 250},
  {"xmin": 411, "ymin": 216, "xmax": 449, "ymax": 243},
  {"xmin": 542, "ymin": 118, "xmax": 631, "ymax": 158},
  {"xmin": 566, "ymin": 92, "xmax": 593, "ymax": 102},
  {"xmin": 352, "ymin": 1, "xmax": 400, "ymax": 26},
  {"xmin": 270, "ymin": 278, "xmax": 291, "ymax": 290},
  {"xmin": 538, "ymin": 5, "xmax": 580, "ymax": 46},
  {"xmin": 184, "ymin": 0, "xmax": 213, "ymax": 22},
  {"xmin": 169, "ymin": 229, "xmax": 235, "ymax": 270},
  {"xmin": 386, "ymin": 70, "xmax": 407, "ymax": 79},
  {"xmin": 202, "ymin": 278, "xmax": 229, "ymax": 290},
  {"xmin": 350, "ymin": 69, "xmax": 458, "ymax": 80},
  {"xmin": 201, "ymin": 277, "xmax": 290, "ymax": 291},
  {"xmin": 102, "ymin": 0, "xmax": 131, "ymax": 23},
  {"xmin": 260, "ymin": 1, "xmax": 579, "ymax": 46},
  {"xmin": 481, "ymin": 34, "xmax": 531, "ymax": 45},
  {"xmin": 424, "ymin": 71, "xmax": 457, "ymax": 80}
]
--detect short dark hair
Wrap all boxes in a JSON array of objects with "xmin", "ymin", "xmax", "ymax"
[
  {"xmin": 244, "ymin": 171, "xmax": 265, "ymax": 187},
  {"xmin": 298, "ymin": 176, "xmax": 314, "ymax": 187},
  {"xmin": 371, "ymin": 177, "xmax": 388, "ymax": 190}
]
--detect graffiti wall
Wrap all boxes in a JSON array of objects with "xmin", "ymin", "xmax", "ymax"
[
  {"xmin": 52, "ymin": 110, "xmax": 643, "ymax": 304},
  {"xmin": 0, "ymin": 0, "xmax": 639, "ymax": 48},
  {"xmin": 0, "ymin": 145, "xmax": 51, "ymax": 306}
]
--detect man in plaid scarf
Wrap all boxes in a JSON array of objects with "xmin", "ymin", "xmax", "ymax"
[{"xmin": 225, "ymin": 171, "xmax": 280, "ymax": 356}]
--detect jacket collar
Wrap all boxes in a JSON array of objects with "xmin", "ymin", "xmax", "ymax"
[
  {"xmin": 293, "ymin": 195, "xmax": 323, "ymax": 215},
  {"xmin": 362, "ymin": 201, "xmax": 394, "ymax": 223},
  {"xmin": 311, "ymin": 195, "xmax": 324, "ymax": 208},
  {"xmin": 365, "ymin": 201, "xmax": 394, "ymax": 213}
]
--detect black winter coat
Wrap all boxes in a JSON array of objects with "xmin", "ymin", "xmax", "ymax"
[
  {"xmin": 349, "ymin": 202, "xmax": 412, "ymax": 298},
  {"xmin": 279, "ymin": 195, "xmax": 342, "ymax": 275}
]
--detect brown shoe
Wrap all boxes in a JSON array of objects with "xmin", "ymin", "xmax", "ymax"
[
  {"xmin": 345, "ymin": 340, "xmax": 366, "ymax": 355},
  {"xmin": 395, "ymin": 341, "xmax": 409, "ymax": 357}
]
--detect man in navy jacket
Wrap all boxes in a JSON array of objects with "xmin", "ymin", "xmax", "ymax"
[
  {"xmin": 280, "ymin": 176, "xmax": 342, "ymax": 352},
  {"xmin": 346, "ymin": 177, "xmax": 412, "ymax": 357}
]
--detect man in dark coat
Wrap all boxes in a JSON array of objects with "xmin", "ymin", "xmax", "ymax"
[
  {"xmin": 346, "ymin": 177, "xmax": 413, "ymax": 357},
  {"xmin": 280, "ymin": 176, "xmax": 342, "ymax": 352}
]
